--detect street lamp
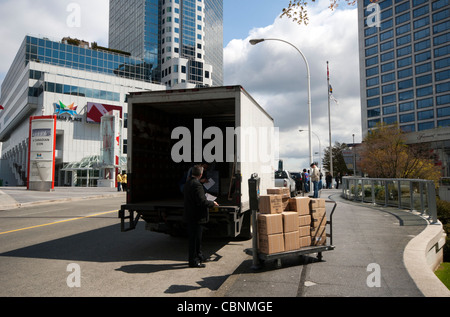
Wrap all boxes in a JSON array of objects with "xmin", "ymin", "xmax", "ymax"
[
  {"xmin": 299, "ymin": 129, "xmax": 321, "ymax": 170},
  {"xmin": 249, "ymin": 38, "xmax": 313, "ymax": 167}
]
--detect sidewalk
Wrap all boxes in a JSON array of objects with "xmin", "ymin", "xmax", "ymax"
[
  {"xmin": 216, "ymin": 189, "xmax": 450, "ymax": 297},
  {"xmin": 0, "ymin": 186, "xmax": 125, "ymax": 210}
]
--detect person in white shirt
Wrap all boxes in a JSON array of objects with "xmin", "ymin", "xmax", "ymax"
[{"xmin": 310, "ymin": 162, "xmax": 320, "ymax": 198}]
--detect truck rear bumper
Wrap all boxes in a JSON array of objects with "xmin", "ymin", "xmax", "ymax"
[{"xmin": 119, "ymin": 203, "xmax": 250, "ymax": 238}]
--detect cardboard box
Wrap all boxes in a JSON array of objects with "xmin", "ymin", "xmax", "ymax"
[
  {"xmin": 310, "ymin": 207, "xmax": 326, "ymax": 228},
  {"xmin": 299, "ymin": 236, "xmax": 311, "ymax": 248},
  {"xmin": 298, "ymin": 225, "xmax": 311, "ymax": 237},
  {"xmin": 257, "ymin": 214, "xmax": 283, "ymax": 235},
  {"xmin": 282, "ymin": 212, "xmax": 299, "ymax": 232},
  {"xmin": 311, "ymin": 215, "xmax": 327, "ymax": 228},
  {"xmin": 282, "ymin": 196, "xmax": 290, "ymax": 211},
  {"xmin": 298, "ymin": 215, "xmax": 311, "ymax": 227},
  {"xmin": 284, "ymin": 231, "xmax": 300, "ymax": 251},
  {"xmin": 310, "ymin": 198, "xmax": 325, "ymax": 209},
  {"xmin": 310, "ymin": 207, "xmax": 326, "ymax": 218},
  {"xmin": 259, "ymin": 195, "xmax": 283, "ymax": 214},
  {"xmin": 258, "ymin": 233, "xmax": 285, "ymax": 254},
  {"xmin": 267, "ymin": 187, "xmax": 290, "ymax": 197},
  {"xmin": 288, "ymin": 197, "xmax": 310, "ymax": 215},
  {"xmin": 310, "ymin": 225, "xmax": 327, "ymax": 246}
]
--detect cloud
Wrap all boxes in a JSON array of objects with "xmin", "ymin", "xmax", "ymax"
[
  {"xmin": 224, "ymin": 4, "xmax": 361, "ymax": 171},
  {"xmin": 0, "ymin": 0, "xmax": 109, "ymax": 78}
]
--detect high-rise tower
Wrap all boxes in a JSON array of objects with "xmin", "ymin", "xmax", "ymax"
[
  {"xmin": 109, "ymin": 0, "xmax": 223, "ymax": 87},
  {"xmin": 358, "ymin": 0, "xmax": 449, "ymax": 136}
]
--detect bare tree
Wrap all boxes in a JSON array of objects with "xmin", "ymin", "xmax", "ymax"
[{"xmin": 281, "ymin": 0, "xmax": 357, "ymax": 25}]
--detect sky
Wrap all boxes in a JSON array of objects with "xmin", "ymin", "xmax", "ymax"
[{"xmin": 0, "ymin": 0, "xmax": 362, "ymax": 172}]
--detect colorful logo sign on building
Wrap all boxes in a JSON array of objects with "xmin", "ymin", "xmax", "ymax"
[{"xmin": 55, "ymin": 101, "xmax": 78, "ymax": 116}]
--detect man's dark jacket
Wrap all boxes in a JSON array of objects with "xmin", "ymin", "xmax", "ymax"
[{"xmin": 183, "ymin": 177, "xmax": 215, "ymax": 223}]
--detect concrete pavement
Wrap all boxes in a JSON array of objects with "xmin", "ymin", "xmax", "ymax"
[
  {"xmin": 0, "ymin": 186, "xmax": 448, "ymax": 297},
  {"xmin": 216, "ymin": 190, "xmax": 450, "ymax": 297},
  {"xmin": 0, "ymin": 186, "xmax": 125, "ymax": 210}
]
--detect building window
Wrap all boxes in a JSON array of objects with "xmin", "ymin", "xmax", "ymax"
[
  {"xmin": 367, "ymin": 77, "xmax": 379, "ymax": 87},
  {"xmin": 399, "ymin": 101, "xmax": 414, "ymax": 112},
  {"xmin": 400, "ymin": 124, "xmax": 416, "ymax": 132},
  {"xmin": 399, "ymin": 90, "xmax": 414, "ymax": 101},
  {"xmin": 367, "ymin": 87, "xmax": 380, "ymax": 97},
  {"xmin": 416, "ymin": 62, "xmax": 432, "ymax": 74},
  {"xmin": 413, "ymin": 16, "xmax": 430, "ymax": 29},
  {"xmin": 397, "ymin": 45, "xmax": 412, "ymax": 57},
  {"xmin": 417, "ymin": 97, "xmax": 434, "ymax": 109},
  {"xmin": 437, "ymin": 94, "xmax": 450, "ymax": 106},
  {"xmin": 437, "ymin": 106, "xmax": 450, "ymax": 117},
  {"xmin": 417, "ymin": 85, "xmax": 433, "ymax": 97},
  {"xmin": 398, "ymin": 67, "xmax": 413, "ymax": 79},
  {"xmin": 383, "ymin": 83, "xmax": 396, "ymax": 93},
  {"xmin": 437, "ymin": 82, "xmax": 450, "ymax": 93},
  {"xmin": 383, "ymin": 105, "xmax": 397, "ymax": 115},
  {"xmin": 418, "ymin": 121, "xmax": 435, "ymax": 131},
  {"xmin": 384, "ymin": 116, "xmax": 398, "ymax": 124},
  {"xmin": 418, "ymin": 109, "xmax": 434, "ymax": 120},
  {"xmin": 368, "ymin": 108, "xmax": 381, "ymax": 118},
  {"xmin": 400, "ymin": 113, "xmax": 415, "ymax": 123},
  {"xmin": 398, "ymin": 79, "xmax": 413, "ymax": 90},
  {"xmin": 416, "ymin": 74, "xmax": 433, "ymax": 86},
  {"xmin": 382, "ymin": 93, "xmax": 396, "ymax": 104},
  {"xmin": 381, "ymin": 72, "xmax": 396, "ymax": 83},
  {"xmin": 381, "ymin": 61, "xmax": 395, "ymax": 72},
  {"xmin": 367, "ymin": 97, "xmax": 380, "ymax": 107},
  {"xmin": 436, "ymin": 69, "xmax": 450, "ymax": 82}
]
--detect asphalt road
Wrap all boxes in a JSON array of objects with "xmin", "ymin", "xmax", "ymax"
[{"xmin": 0, "ymin": 196, "xmax": 251, "ymax": 297}]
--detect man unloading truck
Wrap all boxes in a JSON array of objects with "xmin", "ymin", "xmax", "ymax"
[{"xmin": 183, "ymin": 165, "xmax": 219, "ymax": 268}]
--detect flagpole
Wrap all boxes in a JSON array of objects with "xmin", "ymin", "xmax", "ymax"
[{"xmin": 327, "ymin": 61, "xmax": 333, "ymax": 183}]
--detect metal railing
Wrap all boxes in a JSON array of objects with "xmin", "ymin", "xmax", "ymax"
[{"xmin": 341, "ymin": 177, "xmax": 438, "ymax": 223}]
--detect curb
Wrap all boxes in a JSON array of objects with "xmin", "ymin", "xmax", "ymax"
[{"xmin": 403, "ymin": 221, "xmax": 450, "ymax": 297}]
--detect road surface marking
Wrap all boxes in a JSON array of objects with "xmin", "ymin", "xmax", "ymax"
[{"xmin": 0, "ymin": 210, "xmax": 117, "ymax": 235}]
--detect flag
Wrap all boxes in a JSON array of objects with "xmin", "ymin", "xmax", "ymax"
[
  {"xmin": 327, "ymin": 62, "xmax": 338, "ymax": 105},
  {"xmin": 330, "ymin": 94, "xmax": 339, "ymax": 105}
]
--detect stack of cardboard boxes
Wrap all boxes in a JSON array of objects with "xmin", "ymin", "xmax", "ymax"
[{"xmin": 257, "ymin": 188, "xmax": 327, "ymax": 255}]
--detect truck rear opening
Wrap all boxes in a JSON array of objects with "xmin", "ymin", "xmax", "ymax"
[{"xmin": 119, "ymin": 86, "xmax": 275, "ymax": 238}]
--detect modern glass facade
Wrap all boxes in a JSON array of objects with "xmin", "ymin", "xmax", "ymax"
[
  {"xmin": 205, "ymin": 0, "xmax": 224, "ymax": 86},
  {"xmin": 358, "ymin": 0, "xmax": 450, "ymax": 135},
  {"xmin": 24, "ymin": 36, "xmax": 153, "ymax": 83},
  {"xmin": 109, "ymin": 0, "xmax": 223, "ymax": 87},
  {"xmin": 109, "ymin": 0, "xmax": 161, "ymax": 83}
]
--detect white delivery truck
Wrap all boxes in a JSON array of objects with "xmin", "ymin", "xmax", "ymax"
[{"xmin": 119, "ymin": 86, "xmax": 277, "ymax": 239}]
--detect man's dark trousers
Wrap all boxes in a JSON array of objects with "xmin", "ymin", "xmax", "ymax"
[{"xmin": 187, "ymin": 221, "xmax": 203, "ymax": 265}]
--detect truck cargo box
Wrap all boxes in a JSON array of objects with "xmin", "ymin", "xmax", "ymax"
[{"xmin": 119, "ymin": 85, "xmax": 276, "ymax": 238}]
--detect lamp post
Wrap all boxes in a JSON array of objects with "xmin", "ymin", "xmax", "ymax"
[
  {"xmin": 299, "ymin": 129, "xmax": 321, "ymax": 170},
  {"xmin": 249, "ymin": 38, "xmax": 313, "ymax": 168}
]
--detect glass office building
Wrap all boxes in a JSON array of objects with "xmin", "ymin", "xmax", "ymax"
[
  {"xmin": 108, "ymin": 0, "xmax": 223, "ymax": 87},
  {"xmin": 358, "ymin": 0, "xmax": 450, "ymax": 135},
  {"xmin": 0, "ymin": 35, "xmax": 165, "ymax": 186}
]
